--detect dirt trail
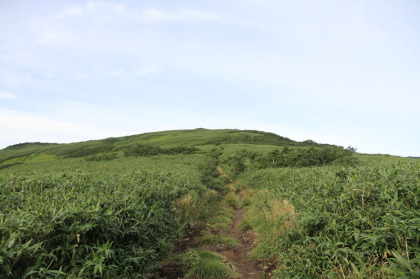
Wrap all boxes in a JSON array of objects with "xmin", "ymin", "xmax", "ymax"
[
  {"xmin": 215, "ymin": 194, "xmax": 264, "ymax": 279},
  {"xmin": 219, "ymin": 192, "xmax": 264, "ymax": 279},
  {"xmin": 215, "ymin": 166, "xmax": 264, "ymax": 277},
  {"xmin": 152, "ymin": 171, "xmax": 265, "ymax": 278}
]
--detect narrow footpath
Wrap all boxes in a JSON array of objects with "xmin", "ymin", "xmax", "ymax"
[
  {"xmin": 215, "ymin": 192, "xmax": 264, "ymax": 279},
  {"xmin": 152, "ymin": 169, "xmax": 265, "ymax": 279}
]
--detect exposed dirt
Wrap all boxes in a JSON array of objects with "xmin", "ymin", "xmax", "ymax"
[
  {"xmin": 150, "ymin": 263, "xmax": 184, "ymax": 279},
  {"xmin": 147, "ymin": 224, "xmax": 204, "ymax": 279},
  {"xmin": 150, "ymin": 178, "xmax": 265, "ymax": 278},
  {"xmin": 172, "ymin": 224, "xmax": 204, "ymax": 253},
  {"xmin": 215, "ymin": 200, "xmax": 264, "ymax": 279}
]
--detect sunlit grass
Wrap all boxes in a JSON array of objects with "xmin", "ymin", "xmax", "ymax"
[
  {"xmin": 199, "ymin": 232, "xmax": 239, "ymax": 247},
  {"xmin": 182, "ymin": 249, "xmax": 239, "ymax": 279}
]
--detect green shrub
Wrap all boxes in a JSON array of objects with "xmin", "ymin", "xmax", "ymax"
[
  {"xmin": 198, "ymin": 233, "xmax": 239, "ymax": 246},
  {"xmin": 198, "ymin": 158, "xmax": 225, "ymax": 193},
  {"xmin": 224, "ymin": 193, "xmax": 238, "ymax": 209},
  {"xmin": 123, "ymin": 144, "xmax": 198, "ymax": 157},
  {"xmin": 182, "ymin": 249, "xmax": 238, "ymax": 279}
]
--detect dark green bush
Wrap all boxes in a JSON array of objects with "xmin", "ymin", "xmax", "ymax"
[
  {"xmin": 252, "ymin": 146, "xmax": 356, "ymax": 169},
  {"xmin": 198, "ymin": 158, "xmax": 224, "ymax": 193},
  {"xmin": 124, "ymin": 144, "xmax": 198, "ymax": 157}
]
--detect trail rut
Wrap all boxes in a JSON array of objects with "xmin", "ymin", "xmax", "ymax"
[
  {"xmin": 152, "ymin": 176, "xmax": 265, "ymax": 278},
  {"xmin": 216, "ymin": 199, "xmax": 264, "ymax": 279}
]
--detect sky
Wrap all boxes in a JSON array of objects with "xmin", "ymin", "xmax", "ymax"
[{"xmin": 0, "ymin": 0, "xmax": 419, "ymax": 156}]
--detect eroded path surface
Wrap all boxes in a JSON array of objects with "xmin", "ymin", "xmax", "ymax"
[
  {"xmin": 216, "ymin": 194, "xmax": 264, "ymax": 279},
  {"xmin": 152, "ymin": 174, "xmax": 265, "ymax": 278},
  {"xmin": 214, "ymin": 168, "xmax": 264, "ymax": 278}
]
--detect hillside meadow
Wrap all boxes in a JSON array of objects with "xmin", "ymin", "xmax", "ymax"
[{"xmin": 0, "ymin": 129, "xmax": 418, "ymax": 278}]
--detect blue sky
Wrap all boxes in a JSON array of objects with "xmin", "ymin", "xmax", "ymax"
[{"xmin": 0, "ymin": 0, "xmax": 419, "ymax": 156}]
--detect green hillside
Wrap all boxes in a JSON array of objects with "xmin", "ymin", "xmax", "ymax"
[
  {"xmin": 0, "ymin": 129, "xmax": 418, "ymax": 278},
  {"xmin": 0, "ymin": 128, "xmax": 333, "ymax": 170}
]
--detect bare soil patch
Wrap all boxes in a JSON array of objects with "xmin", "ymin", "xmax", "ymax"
[
  {"xmin": 151, "ymin": 182, "xmax": 265, "ymax": 278},
  {"xmin": 216, "ymin": 204, "xmax": 264, "ymax": 279}
]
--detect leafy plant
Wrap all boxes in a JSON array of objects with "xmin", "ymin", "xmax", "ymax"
[{"xmin": 182, "ymin": 249, "xmax": 238, "ymax": 279}]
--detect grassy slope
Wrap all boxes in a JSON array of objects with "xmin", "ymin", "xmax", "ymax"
[
  {"xmin": 0, "ymin": 128, "xmax": 322, "ymax": 169},
  {"xmin": 0, "ymin": 128, "xmax": 417, "ymax": 278},
  {"xmin": 1, "ymin": 128, "xmax": 412, "ymax": 173}
]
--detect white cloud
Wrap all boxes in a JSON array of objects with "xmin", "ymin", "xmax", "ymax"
[
  {"xmin": 0, "ymin": 108, "xmax": 111, "ymax": 146},
  {"xmin": 108, "ymin": 69, "xmax": 124, "ymax": 77},
  {"xmin": 0, "ymin": 109, "xmax": 97, "ymax": 134},
  {"xmin": 132, "ymin": 66, "xmax": 160, "ymax": 76},
  {"xmin": 45, "ymin": 1, "xmax": 125, "ymax": 22},
  {"xmin": 37, "ymin": 2, "xmax": 220, "ymax": 26},
  {"xmin": 68, "ymin": 72, "xmax": 89, "ymax": 80},
  {"xmin": 0, "ymin": 91, "xmax": 17, "ymax": 100},
  {"xmin": 32, "ymin": 2, "xmax": 220, "ymax": 56},
  {"xmin": 99, "ymin": 66, "xmax": 161, "ymax": 77},
  {"xmin": 140, "ymin": 8, "xmax": 220, "ymax": 22}
]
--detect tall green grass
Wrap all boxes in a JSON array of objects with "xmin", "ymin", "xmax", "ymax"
[
  {"xmin": 0, "ymin": 155, "xmax": 215, "ymax": 278},
  {"xmin": 182, "ymin": 249, "xmax": 238, "ymax": 279},
  {"xmin": 243, "ymin": 162, "xmax": 420, "ymax": 278}
]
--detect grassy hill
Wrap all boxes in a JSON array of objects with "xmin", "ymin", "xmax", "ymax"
[
  {"xmin": 0, "ymin": 128, "xmax": 334, "ymax": 170},
  {"xmin": 0, "ymin": 129, "xmax": 418, "ymax": 278}
]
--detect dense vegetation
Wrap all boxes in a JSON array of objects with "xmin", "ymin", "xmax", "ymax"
[
  {"xmin": 123, "ymin": 144, "xmax": 198, "ymax": 157},
  {"xmin": 223, "ymin": 145, "xmax": 357, "ymax": 176},
  {"xmin": 0, "ymin": 155, "xmax": 221, "ymax": 278},
  {"xmin": 242, "ymin": 162, "xmax": 420, "ymax": 278},
  {"xmin": 0, "ymin": 129, "xmax": 418, "ymax": 278},
  {"xmin": 0, "ymin": 128, "xmax": 334, "ymax": 169}
]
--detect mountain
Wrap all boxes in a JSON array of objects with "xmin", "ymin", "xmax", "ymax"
[{"xmin": 0, "ymin": 128, "xmax": 332, "ymax": 169}]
